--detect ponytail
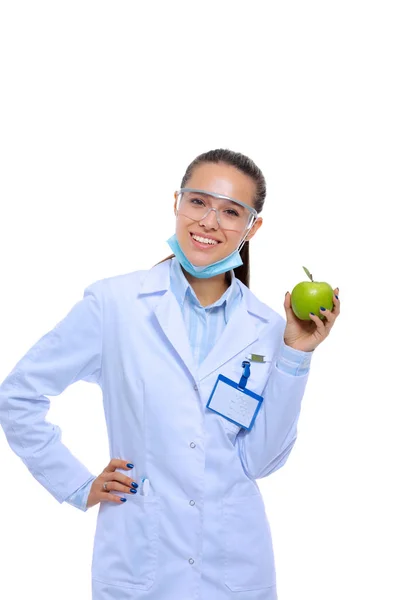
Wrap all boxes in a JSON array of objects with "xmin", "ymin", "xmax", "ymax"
[{"xmin": 232, "ymin": 241, "xmax": 250, "ymax": 288}]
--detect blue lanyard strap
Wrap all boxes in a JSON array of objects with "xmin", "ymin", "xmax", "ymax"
[{"xmin": 238, "ymin": 360, "xmax": 251, "ymax": 390}]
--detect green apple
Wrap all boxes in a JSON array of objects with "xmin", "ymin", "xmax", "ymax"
[{"xmin": 291, "ymin": 267, "xmax": 334, "ymax": 321}]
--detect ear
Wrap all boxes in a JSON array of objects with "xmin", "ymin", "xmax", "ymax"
[
  {"xmin": 173, "ymin": 191, "xmax": 178, "ymax": 216},
  {"xmin": 245, "ymin": 217, "xmax": 263, "ymax": 242}
]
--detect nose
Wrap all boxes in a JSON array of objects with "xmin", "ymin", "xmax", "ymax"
[{"xmin": 199, "ymin": 207, "xmax": 219, "ymax": 229}]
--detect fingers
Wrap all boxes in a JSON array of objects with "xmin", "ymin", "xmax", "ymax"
[
  {"xmin": 318, "ymin": 289, "xmax": 340, "ymax": 326},
  {"xmin": 309, "ymin": 291, "xmax": 339, "ymax": 336},
  {"xmin": 100, "ymin": 491, "xmax": 126, "ymax": 504},
  {"xmin": 106, "ymin": 459, "xmax": 138, "ymax": 499},
  {"xmin": 332, "ymin": 288, "xmax": 340, "ymax": 316},
  {"xmin": 113, "ymin": 470, "xmax": 138, "ymax": 488},
  {"xmin": 101, "ymin": 480, "xmax": 138, "ymax": 502},
  {"xmin": 86, "ymin": 479, "xmax": 126, "ymax": 508},
  {"xmin": 309, "ymin": 311, "xmax": 326, "ymax": 333},
  {"xmin": 283, "ymin": 292, "xmax": 297, "ymax": 324},
  {"xmin": 87, "ymin": 458, "xmax": 139, "ymax": 505},
  {"xmin": 103, "ymin": 458, "xmax": 137, "ymax": 489},
  {"xmin": 104, "ymin": 476, "xmax": 138, "ymax": 494},
  {"xmin": 104, "ymin": 458, "xmax": 134, "ymax": 473}
]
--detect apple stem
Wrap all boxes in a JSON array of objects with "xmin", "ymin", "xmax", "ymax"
[{"xmin": 302, "ymin": 266, "xmax": 314, "ymax": 282}]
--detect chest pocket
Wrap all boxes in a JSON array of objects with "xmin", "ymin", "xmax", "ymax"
[
  {"xmin": 91, "ymin": 493, "xmax": 161, "ymax": 590},
  {"xmin": 230, "ymin": 353, "xmax": 274, "ymax": 396},
  {"xmin": 212, "ymin": 353, "xmax": 274, "ymax": 438}
]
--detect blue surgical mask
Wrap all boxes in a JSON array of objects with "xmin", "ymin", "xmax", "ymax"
[{"xmin": 166, "ymin": 233, "xmax": 243, "ymax": 279}]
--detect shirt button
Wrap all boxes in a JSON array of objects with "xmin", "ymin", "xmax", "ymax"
[
  {"xmin": 188, "ymin": 558, "xmax": 195, "ymax": 565},
  {"xmin": 190, "ymin": 442, "xmax": 196, "ymax": 448},
  {"xmin": 193, "ymin": 384, "xmax": 198, "ymax": 391},
  {"xmin": 189, "ymin": 500, "xmax": 195, "ymax": 506}
]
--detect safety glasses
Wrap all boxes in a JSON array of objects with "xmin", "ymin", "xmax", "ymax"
[{"xmin": 175, "ymin": 188, "xmax": 258, "ymax": 233}]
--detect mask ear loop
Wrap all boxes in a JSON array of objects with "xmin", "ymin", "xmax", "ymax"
[{"xmin": 237, "ymin": 215, "xmax": 258, "ymax": 253}]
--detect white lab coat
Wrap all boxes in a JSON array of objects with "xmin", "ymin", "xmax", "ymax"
[{"xmin": 0, "ymin": 258, "xmax": 310, "ymax": 600}]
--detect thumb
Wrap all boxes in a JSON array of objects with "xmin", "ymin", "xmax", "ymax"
[
  {"xmin": 284, "ymin": 291, "xmax": 291, "ymax": 309},
  {"xmin": 284, "ymin": 291, "xmax": 295, "ymax": 321}
]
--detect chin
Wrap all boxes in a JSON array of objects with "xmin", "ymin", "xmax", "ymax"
[{"xmin": 184, "ymin": 249, "xmax": 220, "ymax": 266}]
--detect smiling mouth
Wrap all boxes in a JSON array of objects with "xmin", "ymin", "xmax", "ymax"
[{"xmin": 190, "ymin": 232, "xmax": 221, "ymax": 246}]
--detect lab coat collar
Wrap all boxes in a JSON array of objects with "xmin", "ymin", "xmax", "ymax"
[
  {"xmin": 139, "ymin": 258, "xmax": 272, "ymax": 382},
  {"xmin": 139, "ymin": 258, "xmax": 172, "ymax": 295}
]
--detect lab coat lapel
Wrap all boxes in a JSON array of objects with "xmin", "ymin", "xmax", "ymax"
[
  {"xmin": 153, "ymin": 288, "xmax": 198, "ymax": 380},
  {"xmin": 140, "ymin": 259, "xmax": 197, "ymax": 380},
  {"xmin": 197, "ymin": 297, "xmax": 259, "ymax": 382}
]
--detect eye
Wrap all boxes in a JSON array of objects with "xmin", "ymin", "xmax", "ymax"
[
  {"xmin": 189, "ymin": 197, "xmax": 206, "ymax": 207},
  {"xmin": 224, "ymin": 208, "xmax": 240, "ymax": 217}
]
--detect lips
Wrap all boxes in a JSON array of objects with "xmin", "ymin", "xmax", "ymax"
[
  {"xmin": 189, "ymin": 232, "xmax": 222, "ymax": 250},
  {"xmin": 190, "ymin": 232, "xmax": 221, "ymax": 243}
]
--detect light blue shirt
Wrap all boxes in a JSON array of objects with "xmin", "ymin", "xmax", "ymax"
[{"xmin": 65, "ymin": 258, "xmax": 313, "ymax": 511}]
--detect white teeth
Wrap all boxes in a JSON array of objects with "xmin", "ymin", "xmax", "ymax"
[{"xmin": 192, "ymin": 234, "xmax": 218, "ymax": 245}]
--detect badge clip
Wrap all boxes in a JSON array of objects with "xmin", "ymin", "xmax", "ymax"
[
  {"xmin": 246, "ymin": 353, "xmax": 266, "ymax": 363},
  {"xmin": 238, "ymin": 360, "xmax": 251, "ymax": 390}
]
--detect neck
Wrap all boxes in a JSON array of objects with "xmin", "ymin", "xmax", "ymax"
[{"xmin": 182, "ymin": 269, "xmax": 231, "ymax": 307}]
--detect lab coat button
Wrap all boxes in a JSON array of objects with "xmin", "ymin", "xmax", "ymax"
[
  {"xmin": 189, "ymin": 500, "xmax": 195, "ymax": 506},
  {"xmin": 193, "ymin": 384, "xmax": 198, "ymax": 391},
  {"xmin": 188, "ymin": 558, "xmax": 195, "ymax": 565},
  {"xmin": 190, "ymin": 442, "xmax": 196, "ymax": 448}
]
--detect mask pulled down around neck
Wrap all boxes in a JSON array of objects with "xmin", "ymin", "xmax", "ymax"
[{"xmin": 166, "ymin": 234, "xmax": 243, "ymax": 279}]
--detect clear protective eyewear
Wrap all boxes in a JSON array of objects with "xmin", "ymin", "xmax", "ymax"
[{"xmin": 175, "ymin": 188, "xmax": 258, "ymax": 234}]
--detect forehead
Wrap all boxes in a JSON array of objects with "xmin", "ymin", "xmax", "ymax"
[{"xmin": 186, "ymin": 162, "xmax": 256, "ymax": 207}]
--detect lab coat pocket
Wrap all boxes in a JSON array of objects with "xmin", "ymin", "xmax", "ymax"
[
  {"xmin": 222, "ymin": 493, "xmax": 276, "ymax": 591},
  {"xmin": 91, "ymin": 494, "xmax": 161, "ymax": 590},
  {"xmin": 230, "ymin": 355, "xmax": 274, "ymax": 398}
]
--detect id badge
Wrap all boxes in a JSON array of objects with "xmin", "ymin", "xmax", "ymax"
[{"xmin": 206, "ymin": 361, "xmax": 263, "ymax": 431}]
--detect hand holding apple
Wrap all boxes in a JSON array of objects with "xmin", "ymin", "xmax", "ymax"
[
  {"xmin": 283, "ymin": 267, "xmax": 340, "ymax": 352},
  {"xmin": 291, "ymin": 267, "xmax": 334, "ymax": 321}
]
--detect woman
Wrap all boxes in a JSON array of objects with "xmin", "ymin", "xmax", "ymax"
[{"xmin": 0, "ymin": 148, "xmax": 340, "ymax": 600}]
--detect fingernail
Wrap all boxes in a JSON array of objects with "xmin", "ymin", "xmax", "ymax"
[
  {"xmin": 320, "ymin": 307, "xmax": 326, "ymax": 311},
  {"xmin": 310, "ymin": 312, "xmax": 315, "ymax": 315},
  {"xmin": 120, "ymin": 498, "xmax": 127, "ymax": 502},
  {"xmin": 335, "ymin": 295, "xmax": 339, "ymax": 299},
  {"xmin": 130, "ymin": 489, "xmax": 137, "ymax": 493},
  {"xmin": 131, "ymin": 482, "xmax": 138, "ymax": 488},
  {"xmin": 126, "ymin": 463, "xmax": 134, "ymax": 468}
]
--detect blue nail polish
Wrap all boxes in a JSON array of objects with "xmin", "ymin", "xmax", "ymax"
[
  {"xmin": 126, "ymin": 463, "xmax": 134, "ymax": 468},
  {"xmin": 131, "ymin": 482, "xmax": 138, "ymax": 488},
  {"xmin": 310, "ymin": 312, "xmax": 315, "ymax": 315},
  {"xmin": 335, "ymin": 295, "xmax": 339, "ymax": 299},
  {"xmin": 320, "ymin": 307, "xmax": 326, "ymax": 311},
  {"xmin": 130, "ymin": 488, "xmax": 137, "ymax": 493},
  {"xmin": 120, "ymin": 498, "xmax": 127, "ymax": 502}
]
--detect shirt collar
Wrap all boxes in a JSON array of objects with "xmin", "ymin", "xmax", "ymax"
[{"xmin": 169, "ymin": 256, "xmax": 241, "ymax": 322}]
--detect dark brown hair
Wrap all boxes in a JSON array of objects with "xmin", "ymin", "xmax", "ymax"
[{"xmin": 158, "ymin": 148, "xmax": 266, "ymax": 287}]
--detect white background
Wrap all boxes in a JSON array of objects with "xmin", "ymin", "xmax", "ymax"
[{"xmin": 0, "ymin": 1, "xmax": 399, "ymax": 599}]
